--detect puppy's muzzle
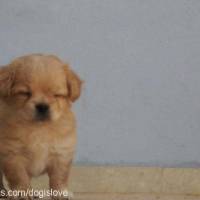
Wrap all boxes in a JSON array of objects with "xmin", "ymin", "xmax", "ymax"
[{"xmin": 35, "ymin": 103, "xmax": 50, "ymax": 121}]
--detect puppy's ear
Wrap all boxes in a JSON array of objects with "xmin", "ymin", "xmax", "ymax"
[
  {"xmin": 63, "ymin": 64, "xmax": 82, "ymax": 102},
  {"xmin": 0, "ymin": 66, "xmax": 15, "ymax": 97}
]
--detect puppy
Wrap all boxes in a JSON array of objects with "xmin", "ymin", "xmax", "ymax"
[{"xmin": 0, "ymin": 54, "xmax": 82, "ymax": 199}]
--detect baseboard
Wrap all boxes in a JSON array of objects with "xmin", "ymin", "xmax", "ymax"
[{"xmin": 4, "ymin": 166, "xmax": 200, "ymax": 195}]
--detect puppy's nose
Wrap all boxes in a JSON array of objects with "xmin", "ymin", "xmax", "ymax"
[{"xmin": 35, "ymin": 103, "xmax": 49, "ymax": 120}]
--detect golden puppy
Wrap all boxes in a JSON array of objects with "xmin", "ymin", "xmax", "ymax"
[{"xmin": 0, "ymin": 54, "xmax": 82, "ymax": 199}]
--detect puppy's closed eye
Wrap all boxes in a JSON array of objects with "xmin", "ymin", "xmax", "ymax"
[
  {"xmin": 54, "ymin": 94, "xmax": 67, "ymax": 98},
  {"xmin": 15, "ymin": 90, "xmax": 32, "ymax": 98},
  {"xmin": 13, "ymin": 87, "xmax": 32, "ymax": 98}
]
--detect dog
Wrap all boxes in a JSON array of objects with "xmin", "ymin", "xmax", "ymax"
[{"xmin": 0, "ymin": 54, "xmax": 82, "ymax": 199}]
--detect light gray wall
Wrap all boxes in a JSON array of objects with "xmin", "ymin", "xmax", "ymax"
[{"xmin": 0, "ymin": 0, "xmax": 200, "ymax": 167}]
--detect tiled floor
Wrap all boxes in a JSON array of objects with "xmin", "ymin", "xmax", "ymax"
[{"xmin": 74, "ymin": 193, "xmax": 200, "ymax": 200}]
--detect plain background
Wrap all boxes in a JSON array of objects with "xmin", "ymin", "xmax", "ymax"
[{"xmin": 0, "ymin": 0, "xmax": 200, "ymax": 167}]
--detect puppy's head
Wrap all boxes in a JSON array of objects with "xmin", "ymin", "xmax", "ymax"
[{"xmin": 0, "ymin": 54, "xmax": 82, "ymax": 123}]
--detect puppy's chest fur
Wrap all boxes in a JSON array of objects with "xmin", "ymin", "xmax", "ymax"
[
  {"xmin": 0, "ymin": 122, "xmax": 76, "ymax": 177},
  {"xmin": 28, "ymin": 132, "xmax": 74, "ymax": 176}
]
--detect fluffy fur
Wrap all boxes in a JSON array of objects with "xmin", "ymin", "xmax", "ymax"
[{"xmin": 0, "ymin": 54, "xmax": 82, "ymax": 198}]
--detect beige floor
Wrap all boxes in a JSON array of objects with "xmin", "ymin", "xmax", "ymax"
[{"xmin": 74, "ymin": 193, "xmax": 200, "ymax": 200}]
